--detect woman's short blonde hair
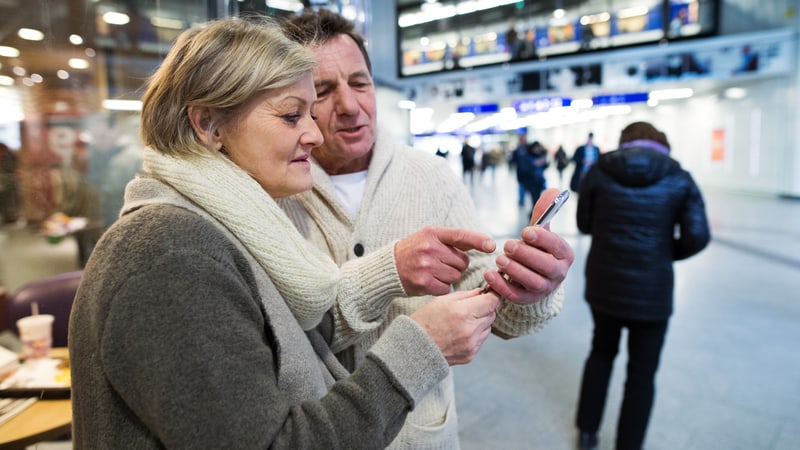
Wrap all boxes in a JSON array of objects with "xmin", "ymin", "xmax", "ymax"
[{"xmin": 140, "ymin": 16, "xmax": 316, "ymax": 158}]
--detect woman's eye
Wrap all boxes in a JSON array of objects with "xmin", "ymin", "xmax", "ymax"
[{"xmin": 283, "ymin": 114, "xmax": 301, "ymax": 124}]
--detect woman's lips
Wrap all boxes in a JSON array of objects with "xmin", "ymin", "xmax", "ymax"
[{"xmin": 292, "ymin": 154, "xmax": 310, "ymax": 163}]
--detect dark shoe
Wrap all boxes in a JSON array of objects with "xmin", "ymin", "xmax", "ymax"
[{"xmin": 578, "ymin": 431, "xmax": 598, "ymax": 450}]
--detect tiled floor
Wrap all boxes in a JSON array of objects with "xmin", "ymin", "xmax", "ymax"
[
  {"xmin": 2, "ymin": 163, "xmax": 799, "ymax": 450},
  {"xmin": 453, "ymin": 164, "xmax": 800, "ymax": 450}
]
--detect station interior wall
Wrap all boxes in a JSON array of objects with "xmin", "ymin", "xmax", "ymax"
[{"xmin": 369, "ymin": 1, "xmax": 800, "ymax": 197}]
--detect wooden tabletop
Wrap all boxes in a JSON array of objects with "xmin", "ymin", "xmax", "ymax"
[{"xmin": 0, "ymin": 348, "xmax": 71, "ymax": 450}]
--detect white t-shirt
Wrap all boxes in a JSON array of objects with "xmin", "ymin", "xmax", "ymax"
[{"xmin": 329, "ymin": 170, "xmax": 368, "ymax": 218}]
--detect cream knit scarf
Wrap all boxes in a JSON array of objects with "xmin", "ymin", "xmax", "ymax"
[{"xmin": 141, "ymin": 147, "xmax": 340, "ymax": 330}]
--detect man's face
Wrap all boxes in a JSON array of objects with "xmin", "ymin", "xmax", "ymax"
[{"xmin": 310, "ymin": 34, "xmax": 377, "ymax": 175}]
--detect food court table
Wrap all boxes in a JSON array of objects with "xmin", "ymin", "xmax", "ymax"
[{"xmin": 0, "ymin": 348, "xmax": 71, "ymax": 450}]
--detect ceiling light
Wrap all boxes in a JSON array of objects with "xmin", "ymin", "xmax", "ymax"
[
  {"xmin": 399, "ymin": 4, "xmax": 456, "ymax": 28},
  {"xmin": 103, "ymin": 12, "xmax": 131, "ymax": 25},
  {"xmin": 436, "ymin": 112, "xmax": 475, "ymax": 134},
  {"xmin": 0, "ymin": 108, "xmax": 23, "ymax": 123},
  {"xmin": 618, "ymin": 6, "xmax": 649, "ymax": 19},
  {"xmin": 150, "ymin": 17, "xmax": 184, "ymax": 30},
  {"xmin": 465, "ymin": 113, "xmax": 505, "ymax": 133},
  {"xmin": 68, "ymin": 58, "xmax": 90, "ymax": 69},
  {"xmin": 649, "ymin": 88, "xmax": 693, "ymax": 100},
  {"xmin": 0, "ymin": 75, "xmax": 14, "ymax": 86},
  {"xmin": 482, "ymin": 108, "xmax": 518, "ymax": 129},
  {"xmin": 409, "ymin": 107, "xmax": 434, "ymax": 135},
  {"xmin": 341, "ymin": 5, "xmax": 357, "ymax": 21},
  {"xmin": 397, "ymin": 100, "xmax": 416, "ymax": 110},
  {"xmin": 456, "ymin": 0, "xmax": 518, "ymax": 16},
  {"xmin": 102, "ymin": 99, "xmax": 142, "ymax": 111},
  {"xmin": 724, "ymin": 87, "xmax": 747, "ymax": 99},
  {"xmin": 266, "ymin": 0, "xmax": 304, "ymax": 13},
  {"xmin": 57, "ymin": 70, "xmax": 69, "ymax": 80},
  {"xmin": 0, "ymin": 46, "xmax": 20, "ymax": 58},
  {"xmin": 598, "ymin": 104, "xmax": 632, "ymax": 116},
  {"xmin": 69, "ymin": 34, "xmax": 84, "ymax": 45},
  {"xmin": 18, "ymin": 28, "xmax": 44, "ymax": 41},
  {"xmin": 570, "ymin": 98, "xmax": 594, "ymax": 109}
]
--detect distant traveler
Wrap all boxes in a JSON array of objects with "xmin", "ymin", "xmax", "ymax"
[
  {"xmin": 570, "ymin": 132, "xmax": 599, "ymax": 192},
  {"xmin": 516, "ymin": 140, "xmax": 549, "ymax": 214},
  {"xmin": 555, "ymin": 145, "xmax": 569, "ymax": 187},
  {"xmin": 574, "ymin": 121, "xmax": 711, "ymax": 450},
  {"xmin": 461, "ymin": 138, "xmax": 477, "ymax": 185}
]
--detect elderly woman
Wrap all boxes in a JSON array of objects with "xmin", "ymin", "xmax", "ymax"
[{"xmin": 69, "ymin": 17, "xmax": 499, "ymax": 449}]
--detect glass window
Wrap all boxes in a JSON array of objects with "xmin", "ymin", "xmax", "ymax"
[{"xmin": 0, "ymin": 0, "xmax": 366, "ymax": 290}]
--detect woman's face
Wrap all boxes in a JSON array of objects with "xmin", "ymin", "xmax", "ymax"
[{"xmin": 221, "ymin": 73, "xmax": 323, "ymax": 198}]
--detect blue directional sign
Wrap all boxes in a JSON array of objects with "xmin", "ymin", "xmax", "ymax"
[
  {"xmin": 513, "ymin": 96, "xmax": 571, "ymax": 114},
  {"xmin": 592, "ymin": 92, "xmax": 649, "ymax": 105},
  {"xmin": 457, "ymin": 103, "xmax": 500, "ymax": 114}
]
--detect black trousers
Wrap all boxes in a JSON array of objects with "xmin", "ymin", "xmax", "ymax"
[{"xmin": 576, "ymin": 307, "xmax": 669, "ymax": 450}]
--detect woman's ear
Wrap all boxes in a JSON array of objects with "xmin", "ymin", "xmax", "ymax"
[{"xmin": 187, "ymin": 105, "xmax": 223, "ymax": 150}]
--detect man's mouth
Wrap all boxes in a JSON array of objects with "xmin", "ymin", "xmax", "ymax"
[{"xmin": 339, "ymin": 125, "xmax": 363, "ymax": 133}]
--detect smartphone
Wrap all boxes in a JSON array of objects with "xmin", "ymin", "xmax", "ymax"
[
  {"xmin": 481, "ymin": 190, "xmax": 571, "ymax": 295},
  {"xmin": 533, "ymin": 189, "xmax": 570, "ymax": 226}
]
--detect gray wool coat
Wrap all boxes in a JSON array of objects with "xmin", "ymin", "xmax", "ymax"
[{"xmin": 68, "ymin": 177, "xmax": 448, "ymax": 449}]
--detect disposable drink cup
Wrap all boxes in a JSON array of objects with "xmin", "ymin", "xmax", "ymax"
[{"xmin": 16, "ymin": 314, "xmax": 55, "ymax": 359}]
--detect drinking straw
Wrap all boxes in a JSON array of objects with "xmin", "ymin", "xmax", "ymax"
[{"xmin": 31, "ymin": 302, "xmax": 39, "ymax": 316}]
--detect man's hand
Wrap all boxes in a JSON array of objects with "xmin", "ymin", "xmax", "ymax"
[
  {"xmin": 483, "ymin": 188, "xmax": 575, "ymax": 304},
  {"xmin": 395, "ymin": 226, "xmax": 496, "ymax": 296},
  {"xmin": 410, "ymin": 288, "xmax": 500, "ymax": 366}
]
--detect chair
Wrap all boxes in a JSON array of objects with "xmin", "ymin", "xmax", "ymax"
[{"xmin": 3, "ymin": 271, "xmax": 83, "ymax": 348}]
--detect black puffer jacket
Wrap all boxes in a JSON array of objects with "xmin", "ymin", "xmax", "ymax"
[{"xmin": 576, "ymin": 145, "xmax": 710, "ymax": 321}]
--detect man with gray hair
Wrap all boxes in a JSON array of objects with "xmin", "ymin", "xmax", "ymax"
[{"xmin": 280, "ymin": 9, "xmax": 574, "ymax": 448}]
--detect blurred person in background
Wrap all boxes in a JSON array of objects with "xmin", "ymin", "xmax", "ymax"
[
  {"xmin": 515, "ymin": 140, "xmax": 549, "ymax": 217},
  {"xmin": 0, "ymin": 142, "xmax": 19, "ymax": 224},
  {"xmin": 574, "ymin": 121, "xmax": 710, "ymax": 450},
  {"xmin": 554, "ymin": 145, "xmax": 569, "ymax": 188},
  {"xmin": 509, "ymin": 134, "xmax": 529, "ymax": 206},
  {"xmin": 460, "ymin": 137, "xmax": 477, "ymax": 186},
  {"xmin": 570, "ymin": 132, "xmax": 600, "ymax": 192}
]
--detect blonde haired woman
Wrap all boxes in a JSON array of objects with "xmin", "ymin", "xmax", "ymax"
[{"xmin": 69, "ymin": 17, "xmax": 499, "ymax": 449}]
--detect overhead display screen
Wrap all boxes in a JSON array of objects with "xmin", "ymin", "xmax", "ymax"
[{"xmin": 397, "ymin": 0, "xmax": 719, "ymax": 77}]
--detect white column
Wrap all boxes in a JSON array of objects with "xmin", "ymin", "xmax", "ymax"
[{"xmin": 789, "ymin": 11, "xmax": 800, "ymax": 197}]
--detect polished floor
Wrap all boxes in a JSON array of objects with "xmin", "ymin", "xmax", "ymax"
[
  {"xmin": 454, "ymin": 163, "xmax": 800, "ymax": 450},
  {"xmin": 2, "ymin": 161, "xmax": 799, "ymax": 450}
]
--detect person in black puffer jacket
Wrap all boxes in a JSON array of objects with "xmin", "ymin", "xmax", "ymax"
[{"xmin": 574, "ymin": 121, "xmax": 711, "ymax": 450}]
